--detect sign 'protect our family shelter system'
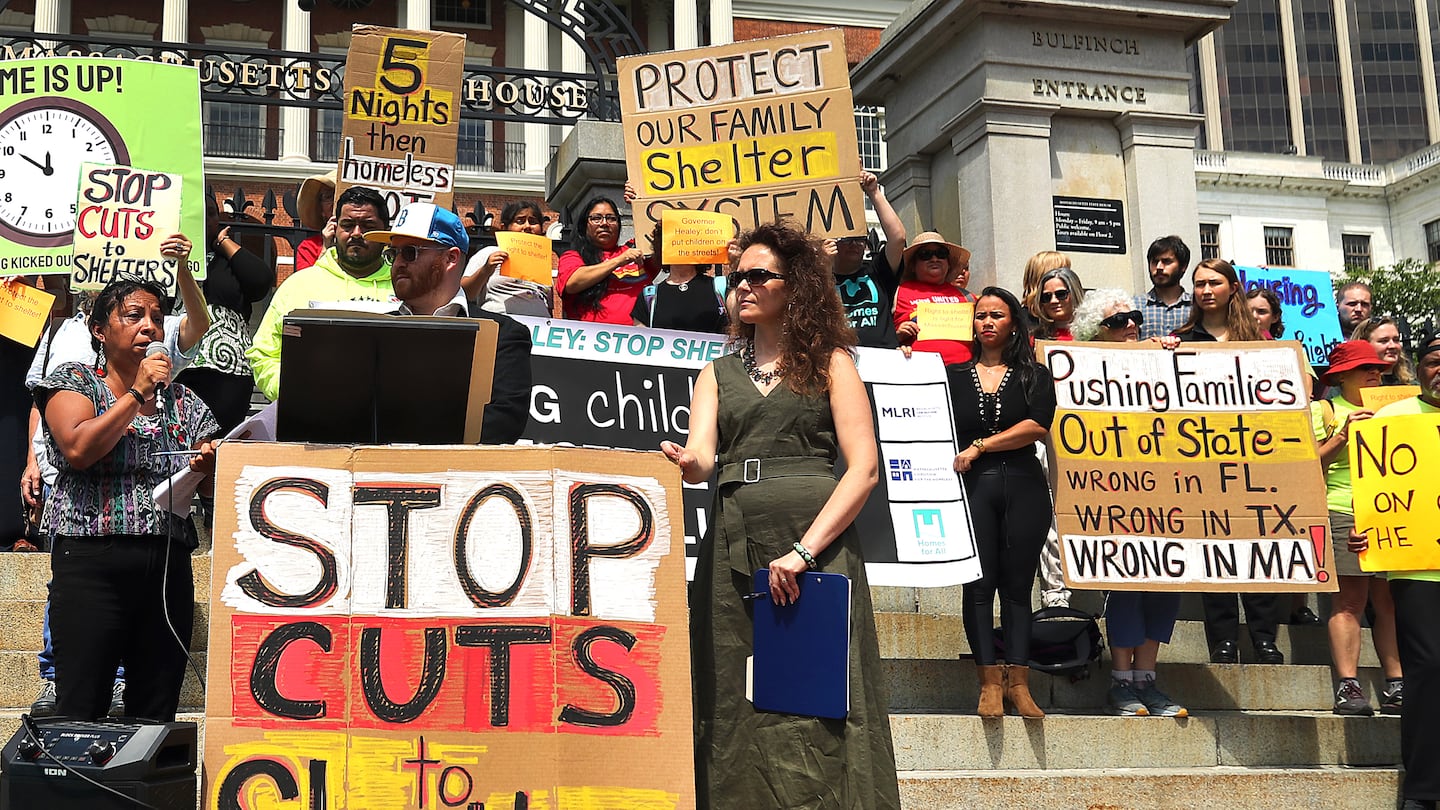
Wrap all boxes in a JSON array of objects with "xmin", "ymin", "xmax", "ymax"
[
  {"xmin": 1044, "ymin": 341, "xmax": 1337, "ymax": 592},
  {"xmin": 618, "ymin": 29, "xmax": 867, "ymax": 239},
  {"xmin": 204, "ymin": 443, "xmax": 695, "ymax": 809}
]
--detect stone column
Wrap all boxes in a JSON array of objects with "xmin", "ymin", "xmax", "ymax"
[
  {"xmin": 949, "ymin": 101, "xmax": 1057, "ymax": 292},
  {"xmin": 709, "ymin": 0, "xmax": 734, "ymax": 45},
  {"xmin": 673, "ymin": 0, "xmax": 699, "ymax": 50},
  {"xmin": 1117, "ymin": 111, "xmax": 1204, "ymax": 290},
  {"xmin": 399, "ymin": 0, "xmax": 430, "ymax": 31},
  {"xmin": 161, "ymin": 0, "xmax": 187, "ymax": 42},
  {"xmin": 280, "ymin": 1, "xmax": 312, "ymax": 163},
  {"xmin": 33, "ymin": 0, "xmax": 69, "ymax": 34},
  {"xmin": 1332, "ymin": 0, "xmax": 1362, "ymax": 162},
  {"xmin": 523, "ymin": 10, "xmax": 550, "ymax": 173}
]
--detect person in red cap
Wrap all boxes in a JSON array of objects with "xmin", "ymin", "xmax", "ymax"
[{"xmin": 1314, "ymin": 340, "xmax": 1403, "ymax": 716}]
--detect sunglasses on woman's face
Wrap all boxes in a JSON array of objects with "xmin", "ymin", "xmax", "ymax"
[
  {"xmin": 727, "ymin": 268, "xmax": 786, "ymax": 289},
  {"xmin": 914, "ymin": 247, "xmax": 950, "ymax": 263},
  {"xmin": 1040, "ymin": 288, "xmax": 1072, "ymax": 304},
  {"xmin": 1100, "ymin": 309, "xmax": 1144, "ymax": 330}
]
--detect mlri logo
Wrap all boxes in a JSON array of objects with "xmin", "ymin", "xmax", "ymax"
[{"xmin": 912, "ymin": 508, "xmax": 944, "ymax": 540}]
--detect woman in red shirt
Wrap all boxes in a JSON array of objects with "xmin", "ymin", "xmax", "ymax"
[
  {"xmin": 556, "ymin": 196, "xmax": 658, "ymax": 323},
  {"xmin": 892, "ymin": 231, "xmax": 975, "ymax": 365}
]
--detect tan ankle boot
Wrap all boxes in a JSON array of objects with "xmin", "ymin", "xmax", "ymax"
[
  {"xmin": 1004, "ymin": 664, "xmax": 1045, "ymax": 719},
  {"xmin": 976, "ymin": 665, "xmax": 1004, "ymax": 718}
]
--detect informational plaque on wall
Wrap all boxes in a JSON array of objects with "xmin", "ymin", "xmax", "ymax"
[{"xmin": 1053, "ymin": 196, "xmax": 1126, "ymax": 254}]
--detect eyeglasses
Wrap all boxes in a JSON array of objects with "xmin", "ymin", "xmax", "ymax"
[
  {"xmin": 727, "ymin": 268, "xmax": 786, "ymax": 289},
  {"xmin": 382, "ymin": 244, "xmax": 445, "ymax": 264},
  {"xmin": 587, "ymin": 214, "xmax": 620, "ymax": 224},
  {"xmin": 1099, "ymin": 309, "xmax": 1144, "ymax": 330},
  {"xmin": 914, "ymin": 247, "xmax": 950, "ymax": 263},
  {"xmin": 511, "ymin": 216, "xmax": 545, "ymax": 226},
  {"xmin": 1040, "ymin": 288, "xmax": 1072, "ymax": 304}
]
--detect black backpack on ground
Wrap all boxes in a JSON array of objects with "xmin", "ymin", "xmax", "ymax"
[{"xmin": 993, "ymin": 606, "xmax": 1104, "ymax": 682}]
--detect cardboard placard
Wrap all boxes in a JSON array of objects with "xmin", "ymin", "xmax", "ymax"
[
  {"xmin": 0, "ymin": 59, "xmax": 204, "ymax": 279},
  {"xmin": 70, "ymin": 163, "xmax": 182, "ymax": 293},
  {"xmin": 1351, "ymin": 412, "xmax": 1440, "ymax": 571},
  {"xmin": 1044, "ymin": 341, "xmax": 1336, "ymax": 592},
  {"xmin": 204, "ymin": 443, "xmax": 696, "ymax": 809},
  {"xmin": 0, "ymin": 281, "xmax": 55, "ymax": 347},
  {"xmin": 1360, "ymin": 385, "xmax": 1421, "ymax": 412},
  {"xmin": 618, "ymin": 30, "xmax": 866, "ymax": 239},
  {"xmin": 659, "ymin": 209, "xmax": 734, "ymax": 265},
  {"xmin": 1235, "ymin": 266, "xmax": 1343, "ymax": 368},
  {"xmin": 494, "ymin": 231, "xmax": 555, "ymax": 285},
  {"xmin": 516, "ymin": 316, "xmax": 983, "ymax": 586},
  {"xmin": 336, "ymin": 27, "xmax": 465, "ymax": 218},
  {"xmin": 914, "ymin": 301, "xmax": 974, "ymax": 342}
]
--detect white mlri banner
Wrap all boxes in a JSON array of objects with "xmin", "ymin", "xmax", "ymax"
[{"xmin": 516, "ymin": 316, "xmax": 982, "ymax": 587}]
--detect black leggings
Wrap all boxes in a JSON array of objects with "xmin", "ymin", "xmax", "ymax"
[
  {"xmin": 51, "ymin": 534, "xmax": 193, "ymax": 721},
  {"xmin": 1392, "ymin": 578, "xmax": 1440, "ymax": 801},
  {"xmin": 962, "ymin": 463, "xmax": 1052, "ymax": 665}
]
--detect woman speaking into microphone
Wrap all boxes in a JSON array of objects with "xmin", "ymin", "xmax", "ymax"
[{"xmin": 34, "ymin": 238, "xmax": 221, "ymax": 721}]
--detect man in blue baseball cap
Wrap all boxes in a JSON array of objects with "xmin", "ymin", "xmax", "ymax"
[
  {"xmin": 364, "ymin": 202, "xmax": 472, "ymax": 316},
  {"xmin": 365, "ymin": 202, "xmax": 533, "ymax": 443}
]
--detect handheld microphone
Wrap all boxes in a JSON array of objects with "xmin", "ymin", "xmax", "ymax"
[{"xmin": 145, "ymin": 341, "xmax": 170, "ymax": 395}]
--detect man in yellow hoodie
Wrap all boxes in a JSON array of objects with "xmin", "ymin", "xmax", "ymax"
[{"xmin": 247, "ymin": 186, "xmax": 395, "ymax": 401}]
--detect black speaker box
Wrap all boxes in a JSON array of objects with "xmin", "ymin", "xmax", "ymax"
[{"xmin": 0, "ymin": 717, "xmax": 197, "ymax": 810}]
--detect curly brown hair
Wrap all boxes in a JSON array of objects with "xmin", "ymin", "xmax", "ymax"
[{"xmin": 731, "ymin": 221, "xmax": 856, "ymax": 396}]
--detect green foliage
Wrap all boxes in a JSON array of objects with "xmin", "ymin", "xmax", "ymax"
[{"xmin": 1339, "ymin": 257, "xmax": 1440, "ymax": 328}]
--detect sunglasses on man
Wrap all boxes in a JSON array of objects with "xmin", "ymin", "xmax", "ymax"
[{"xmin": 382, "ymin": 244, "xmax": 447, "ymax": 264}]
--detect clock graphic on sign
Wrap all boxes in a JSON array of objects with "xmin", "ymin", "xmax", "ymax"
[{"xmin": 0, "ymin": 97, "xmax": 129, "ymax": 247}]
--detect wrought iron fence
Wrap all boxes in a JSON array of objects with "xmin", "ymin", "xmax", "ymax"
[{"xmin": 203, "ymin": 123, "xmax": 274, "ymax": 160}]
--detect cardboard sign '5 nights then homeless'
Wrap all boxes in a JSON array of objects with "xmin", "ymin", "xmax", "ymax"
[{"xmin": 204, "ymin": 442, "xmax": 695, "ymax": 810}]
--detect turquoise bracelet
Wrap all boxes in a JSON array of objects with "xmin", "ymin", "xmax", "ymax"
[{"xmin": 792, "ymin": 542, "xmax": 816, "ymax": 569}]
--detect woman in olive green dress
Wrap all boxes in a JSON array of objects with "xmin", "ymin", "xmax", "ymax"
[{"xmin": 661, "ymin": 221, "xmax": 901, "ymax": 809}]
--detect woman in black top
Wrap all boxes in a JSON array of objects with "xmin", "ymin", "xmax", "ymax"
[
  {"xmin": 176, "ymin": 196, "xmax": 276, "ymax": 431},
  {"xmin": 949, "ymin": 287, "xmax": 1056, "ymax": 719}
]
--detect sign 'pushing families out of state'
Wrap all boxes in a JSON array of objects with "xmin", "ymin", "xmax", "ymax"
[
  {"xmin": 1043, "ymin": 341, "xmax": 1337, "ymax": 592},
  {"xmin": 617, "ymin": 29, "xmax": 867, "ymax": 239}
]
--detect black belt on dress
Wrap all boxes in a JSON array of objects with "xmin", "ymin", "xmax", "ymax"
[{"xmin": 716, "ymin": 456, "xmax": 834, "ymax": 575}]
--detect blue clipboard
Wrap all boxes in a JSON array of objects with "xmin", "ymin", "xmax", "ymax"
[{"xmin": 751, "ymin": 569, "xmax": 851, "ymax": 719}]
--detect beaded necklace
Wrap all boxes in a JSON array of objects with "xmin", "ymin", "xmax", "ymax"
[
  {"xmin": 741, "ymin": 339, "xmax": 782, "ymax": 385},
  {"xmin": 972, "ymin": 364, "xmax": 1011, "ymax": 434}
]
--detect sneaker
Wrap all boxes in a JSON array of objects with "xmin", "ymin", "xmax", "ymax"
[
  {"xmin": 1135, "ymin": 679, "xmax": 1189, "ymax": 718},
  {"xmin": 1333, "ymin": 679, "xmax": 1374, "ymax": 716},
  {"xmin": 1107, "ymin": 679, "xmax": 1149, "ymax": 716},
  {"xmin": 107, "ymin": 680, "xmax": 125, "ymax": 717},
  {"xmin": 30, "ymin": 680, "xmax": 56, "ymax": 717},
  {"xmin": 1381, "ymin": 681, "xmax": 1403, "ymax": 715}
]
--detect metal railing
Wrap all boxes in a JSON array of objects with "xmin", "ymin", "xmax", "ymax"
[
  {"xmin": 309, "ymin": 135, "xmax": 537, "ymax": 172},
  {"xmin": 203, "ymin": 123, "xmax": 275, "ymax": 160}
]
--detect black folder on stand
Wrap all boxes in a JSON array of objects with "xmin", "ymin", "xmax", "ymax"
[
  {"xmin": 751, "ymin": 570, "xmax": 851, "ymax": 719},
  {"xmin": 275, "ymin": 309, "xmax": 497, "ymax": 445}
]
